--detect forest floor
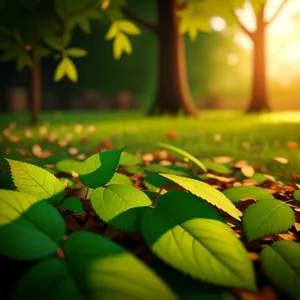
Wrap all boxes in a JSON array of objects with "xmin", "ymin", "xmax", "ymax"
[
  {"xmin": 0, "ymin": 110, "xmax": 299, "ymax": 180},
  {"xmin": 1, "ymin": 110, "xmax": 300, "ymax": 300}
]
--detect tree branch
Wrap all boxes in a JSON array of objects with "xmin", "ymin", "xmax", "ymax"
[
  {"xmin": 122, "ymin": 8, "xmax": 158, "ymax": 35},
  {"xmin": 232, "ymin": 9, "xmax": 254, "ymax": 39},
  {"xmin": 265, "ymin": 0, "xmax": 289, "ymax": 26}
]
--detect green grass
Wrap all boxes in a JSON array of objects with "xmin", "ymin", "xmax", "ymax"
[{"xmin": 1, "ymin": 110, "xmax": 300, "ymax": 180}]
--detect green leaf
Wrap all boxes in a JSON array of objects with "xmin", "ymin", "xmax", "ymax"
[
  {"xmin": 200, "ymin": 161, "xmax": 232, "ymax": 174},
  {"xmin": 149, "ymin": 259, "xmax": 238, "ymax": 300},
  {"xmin": 119, "ymin": 152, "xmax": 142, "ymax": 166},
  {"xmin": 59, "ymin": 197, "xmax": 84, "ymax": 214},
  {"xmin": 113, "ymin": 32, "xmax": 132, "ymax": 59},
  {"xmin": 64, "ymin": 56, "xmax": 78, "ymax": 82},
  {"xmin": 65, "ymin": 48, "xmax": 87, "ymax": 57},
  {"xmin": 141, "ymin": 191, "xmax": 256, "ymax": 291},
  {"xmin": 12, "ymin": 231, "xmax": 179, "ymax": 300},
  {"xmin": 16, "ymin": 53, "xmax": 33, "ymax": 72},
  {"xmin": 107, "ymin": 172, "xmax": 132, "ymax": 185},
  {"xmin": 0, "ymin": 190, "xmax": 38, "ymax": 226},
  {"xmin": 117, "ymin": 20, "xmax": 141, "ymax": 35},
  {"xmin": 126, "ymin": 165, "xmax": 146, "ymax": 175},
  {"xmin": 54, "ymin": 56, "xmax": 78, "ymax": 82},
  {"xmin": 91, "ymin": 184, "xmax": 152, "ymax": 231},
  {"xmin": 260, "ymin": 240, "xmax": 300, "ymax": 300},
  {"xmin": 223, "ymin": 186, "xmax": 275, "ymax": 203},
  {"xmin": 158, "ymin": 142, "xmax": 207, "ymax": 172},
  {"xmin": 79, "ymin": 148, "xmax": 125, "ymax": 189},
  {"xmin": 43, "ymin": 36, "xmax": 63, "ymax": 51},
  {"xmin": 55, "ymin": 159, "xmax": 83, "ymax": 174},
  {"xmin": 145, "ymin": 164, "xmax": 189, "ymax": 176},
  {"xmin": 160, "ymin": 174, "xmax": 241, "ymax": 221},
  {"xmin": 250, "ymin": 172, "xmax": 267, "ymax": 184},
  {"xmin": 242, "ymin": 199, "xmax": 295, "ymax": 241},
  {"xmin": 0, "ymin": 198, "xmax": 65, "ymax": 260},
  {"xmin": 78, "ymin": 16, "xmax": 91, "ymax": 34},
  {"xmin": 143, "ymin": 173, "xmax": 170, "ymax": 193},
  {"xmin": 0, "ymin": 50, "xmax": 19, "ymax": 62},
  {"xmin": 5, "ymin": 158, "xmax": 64, "ymax": 204},
  {"xmin": 105, "ymin": 22, "xmax": 119, "ymax": 40},
  {"xmin": 35, "ymin": 47, "xmax": 52, "ymax": 58},
  {"xmin": 293, "ymin": 189, "xmax": 300, "ymax": 201}
]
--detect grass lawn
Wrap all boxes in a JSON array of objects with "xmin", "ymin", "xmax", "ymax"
[{"xmin": 0, "ymin": 110, "xmax": 299, "ymax": 180}]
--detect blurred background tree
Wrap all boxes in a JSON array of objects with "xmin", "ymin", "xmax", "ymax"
[{"xmin": 0, "ymin": 0, "xmax": 299, "ymax": 123}]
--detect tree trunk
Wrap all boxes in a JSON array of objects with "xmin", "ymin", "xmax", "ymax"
[
  {"xmin": 248, "ymin": 5, "xmax": 270, "ymax": 113},
  {"xmin": 148, "ymin": 0, "xmax": 198, "ymax": 117},
  {"xmin": 31, "ymin": 54, "xmax": 41, "ymax": 124}
]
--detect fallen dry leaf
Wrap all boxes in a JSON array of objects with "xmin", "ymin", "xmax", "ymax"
[
  {"xmin": 65, "ymin": 133, "xmax": 73, "ymax": 141},
  {"xmin": 3, "ymin": 128, "xmax": 10, "ymax": 137},
  {"xmin": 206, "ymin": 173, "xmax": 236, "ymax": 182},
  {"xmin": 142, "ymin": 153, "xmax": 154, "ymax": 162},
  {"xmin": 77, "ymin": 153, "xmax": 86, "ymax": 160},
  {"xmin": 58, "ymin": 140, "xmax": 68, "ymax": 147},
  {"xmin": 213, "ymin": 133, "xmax": 222, "ymax": 142},
  {"xmin": 233, "ymin": 160, "xmax": 249, "ymax": 168},
  {"xmin": 8, "ymin": 135, "xmax": 20, "ymax": 143},
  {"xmin": 242, "ymin": 179, "xmax": 259, "ymax": 186},
  {"xmin": 88, "ymin": 125, "xmax": 96, "ymax": 133},
  {"xmin": 39, "ymin": 126, "xmax": 48, "ymax": 135},
  {"xmin": 68, "ymin": 147, "xmax": 79, "ymax": 156},
  {"xmin": 286, "ymin": 141, "xmax": 298, "ymax": 149},
  {"xmin": 294, "ymin": 222, "xmax": 300, "ymax": 232},
  {"xmin": 8, "ymin": 121, "xmax": 16, "ymax": 130},
  {"xmin": 74, "ymin": 124, "xmax": 83, "ymax": 133},
  {"xmin": 241, "ymin": 141, "xmax": 250, "ymax": 149},
  {"xmin": 212, "ymin": 156, "xmax": 233, "ymax": 164},
  {"xmin": 241, "ymin": 165, "xmax": 255, "ymax": 178},
  {"xmin": 166, "ymin": 131, "xmax": 177, "ymax": 140},
  {"xmin": 278, "ymin": 232, "xmax": 296, "ymax": 240},
  {"xmin": 273, "ymin": 157, "xmax": 289, "ymax": 164},
  {"xmin": 24, "ymin": 129, "xmax": 33, "ymax": 138}
]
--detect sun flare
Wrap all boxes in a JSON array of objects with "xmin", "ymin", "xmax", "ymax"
[{"xmin": 233, "ymin": 0, "xmax": 300, "ymax": 82}]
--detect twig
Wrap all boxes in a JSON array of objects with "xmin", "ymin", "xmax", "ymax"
[
  {"xmin": 84, "ymin": 187, "xmax": 90, "ymax": 201},
  {"xmin": 153, "ymin": 179, "xmax": 168, "ymax": 207},
  {"xmin": 231, "ymin": 9, "xmax": 254, "ymax": 39},
  {"xmin": 265, "ymin": 0, "xmax": 289, "ymax": 26},
  {"xmin": 122, "ymin": 8, "xmax": 158, "ymax": 34}
]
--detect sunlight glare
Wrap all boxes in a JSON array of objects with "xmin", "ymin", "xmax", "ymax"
[
  {"xmin": 210, "ymin": 16, "xmax": 226, "ymax": 31},
  {"xmin": 233, "ymin": 0, "xmax": 300, "ymax": 80}
]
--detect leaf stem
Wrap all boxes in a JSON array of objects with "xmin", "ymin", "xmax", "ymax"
[
  {"xmin": 57, "ymin": 247, "xmax": 65, "ymax": 258},
  {"xmin": 84, "ymin": 187, "xmax": 90, "ymax": 201},
  {"xmin": 153, "ymin": 179, "xmax": 168, "ymax": 207}
]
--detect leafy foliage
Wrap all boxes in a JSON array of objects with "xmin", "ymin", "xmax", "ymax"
[
  {"xmin": 0, "ymin": 197, "xmax": 65, "ymax": 260},
  {"xmin": 141, "ymin": 191, "xmax": 256, "ymax": 290},
  {"xmin": 6, "ymin": 158, "xmax": 64, "ymax": 204},
  {"xmin": 242, "ymin": 199, "xmax": 295, "ymax": 241},
  {"xmin": 12, "ymin": 231, "xmax": 178, "ymax": 300},
  {"xmin": 78, "ymin": 148, "xmax": 125, "ymax": 188},
  {"xmin": 223, "ymin": 185, "xmax": 275, "ymax": 203},
  {"xmin": 1, "ymin": 144, "xmax": 298, "ymax": 299},
  {"xmin": 260, "ymin": 241, "xmax": 300, "ymax": 300},
  {"xmin": 91, "ymin": 184, "xmax": 152, "ymax": 231},
  {"xmin": 160, "ymin": 173, "xmax": 242, "ymax": 221}
]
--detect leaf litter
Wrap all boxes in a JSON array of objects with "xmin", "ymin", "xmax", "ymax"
[{"xmin": 0, "ymin": 138, "xmax": 300, "ymax": 300}]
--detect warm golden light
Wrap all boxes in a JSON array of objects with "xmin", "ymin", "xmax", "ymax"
[{"xmin": 233, "ymin": 0, "xmax": 300, "ymax": 83}]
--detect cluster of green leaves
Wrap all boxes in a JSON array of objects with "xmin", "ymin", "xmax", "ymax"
[
  {"xmin": 0, "ymin": 143, "xmax": 299, "ymax": 299},
  {"xmin": 0, "ymin": 0, "xmax": 106, "ymax": 81}
]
